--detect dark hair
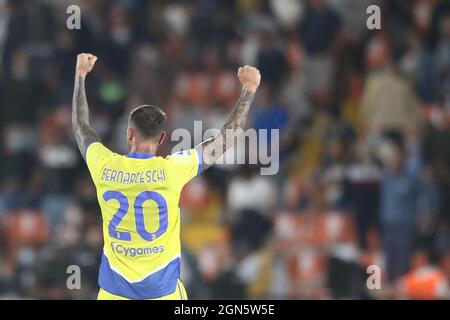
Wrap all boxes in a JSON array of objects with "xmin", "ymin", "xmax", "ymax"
[
  {"xmin": 384, "ymin": 130, "xmax": 405, "ymax": 153},
  {"xmin": 129, "ymin": 105, "xmax": 167, "ymax": 139}
]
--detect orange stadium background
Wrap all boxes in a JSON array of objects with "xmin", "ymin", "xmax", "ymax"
[{"xmin": 0, "ymin": 0, "xmax": 449, "ymax": 300}]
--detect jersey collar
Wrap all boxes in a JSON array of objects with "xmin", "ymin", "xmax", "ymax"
[{"xmin": 126, "ymin": 152, "xmax": 155, "ymax": 159}]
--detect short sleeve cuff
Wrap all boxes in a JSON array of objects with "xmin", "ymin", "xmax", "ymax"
[{"xmin": 195, "ymin": 146, "xmax": 203, "ymax": 176}]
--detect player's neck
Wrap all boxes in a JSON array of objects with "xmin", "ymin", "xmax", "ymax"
[{"xmin": 129, "ymin": 143, "xmax": 158, "ymax": 155}]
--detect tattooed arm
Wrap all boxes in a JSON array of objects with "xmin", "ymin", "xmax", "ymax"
[
  {"xmin": 199, "ymin": 66, "xmax": 261, "ymax": 170},
  {"xmin": 72, "ymin": 53, "xmax": 100, "ymax": 158}
]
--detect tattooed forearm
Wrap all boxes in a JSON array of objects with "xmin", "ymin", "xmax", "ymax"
[
  {"xmin": 72, "ymin": 74, "xmax": 100, "ymax": 158},
  {"xmin": 199, "ymin": 89, "xmax": 255, "ymax": 169}
]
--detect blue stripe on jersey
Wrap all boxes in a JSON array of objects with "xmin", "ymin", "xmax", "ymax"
[
  {"xmin": 98, "ymin": 254, "xmax": 180, "ymax": 299},
  {"xmin": 127, "ymin": 152, "xmax": 155, "ymax": 159},
  {"xmin": 195, "ymin": 147, "xmax": 203, "ymax": 176},
  {"xmin": 177, "ymin": 280, "xmax": 184, "ymax": 300}
]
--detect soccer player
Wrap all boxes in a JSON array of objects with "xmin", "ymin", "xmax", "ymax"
[{"xmin": 72, "ymin": 53, "xmax": 261, "ymax": 300}]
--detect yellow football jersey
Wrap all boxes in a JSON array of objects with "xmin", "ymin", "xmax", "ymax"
[{"xmin": 85, "ymin": 142, "xmax": 202, "ymax": 299}]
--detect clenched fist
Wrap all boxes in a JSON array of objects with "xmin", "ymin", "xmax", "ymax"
[
  {"xmin": 238, "ymin": 66, "xmax": 261, "ymax": 93},
  {"xmin": 76, "ymin": 53, "xmax": 97, "ymax": 77}
]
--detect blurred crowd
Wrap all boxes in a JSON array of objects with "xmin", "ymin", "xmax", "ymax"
[{"xmin": 0, "ymin": 0, "xmax": 450, "ymax": 299}]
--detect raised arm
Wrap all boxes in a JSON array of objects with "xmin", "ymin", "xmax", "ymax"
[
  {"xmin": 72, "ymin": 53, "xmax": 100, "ymax": 158},
  {"xmin": 198, "ymin": 66, "xmax": 261, "ymax": 170}
]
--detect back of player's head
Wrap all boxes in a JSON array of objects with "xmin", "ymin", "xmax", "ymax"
[{"xmin": 129, "ymin": 105, "xmax": 167, "ymax": 140}]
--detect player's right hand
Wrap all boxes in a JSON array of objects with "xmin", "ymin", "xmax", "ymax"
[{"xmin": 76, "ymin": 53, "xmax": 97, "ymax": 77}]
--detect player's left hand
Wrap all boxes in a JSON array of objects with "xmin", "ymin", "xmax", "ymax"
[{"xmin": 238, "ymin": 65, "xmax": 261, "ymax": 93}]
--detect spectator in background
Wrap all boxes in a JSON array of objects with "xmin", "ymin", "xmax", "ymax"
[
  {"xmin": 379, "ymin": 134, "xmax": 424, "ymax": 283},
  {"xmin": 419, "ymin": 1, "xmax": 450, "ymax": 104},
  {"xmin": 102, "ymin": 4, "xmax": 133, "ymax": 79},
  {"xmin": 251, "ymin": 85, "xmax": 289, "ymax": 145},
  {"xmin": 227, "ymin": 164, "xmax": 277, "ymax": 218},
  {"xmin": 269, "ymin": 0, "xmax": 303, "ymax": 31},
  {"xmin": 398, "ymin": 249, "xmax": 449, "ymax": 300},
  {"xmin": 360, "ymin": 63, "xmax": 421, "ymax": 134},
  {"xmin": 1, "ymin": 0, "xmax": 28, "ymax": 80},
  {"xmin": 441, "ymin": 253, "xmax": 450, "ymax": 291},
  {"xmin": 346, "ymin": 139, "xmax": 381, "ymax": 249},
  {"xmin": 434, "ymin": 13, "xmax": 450, "ymax": 106},
  {"xmin": 300, "ymin": 0, "xmax": 342, "ymax": 107},
  {"xmin": 319, "ymin": 137, "xmax": 349, "ymax": 210},
  {"xmin": 227, "ymin": 164, "xmax": 276, "ymax": 255},
  {"xmin": 256, "ymin": 30, "xmax": 288, "ymax": 90},
  {"xmin": 319, "ymin": 109, "xmax": 356, "ymax": 210},
  {"xmin": 300, "ymin": 0, "xmax": 341, "ymax": 57}
]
